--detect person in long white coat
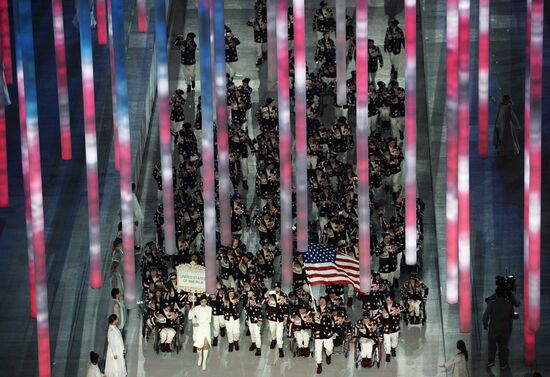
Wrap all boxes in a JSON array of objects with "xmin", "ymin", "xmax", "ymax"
[
  {"xmin": 105, "ymin": 315, "xmax": 126, "ymax": 377},
  {"xmin": 132, "ymin": 183, "xmax": 144, "ymax": 252},
  {"xmin": 86, "ymin": 351, "xmax": 104, "ymax": 377},
  {"xmin": 190, "ymin": 295, "xmax": 212, "ymax": 370},
  {"xmin": 439, "ymin": 340, "xmax": 469, "ymax": 377}
]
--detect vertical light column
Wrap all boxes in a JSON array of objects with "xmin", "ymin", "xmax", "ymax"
[
  {"xmin": 0, "ymin": 48, "xmax": 7, "ymax": 208},
  {"xmin": 276, "ymin": 0, "xmax": 292, "ymax": 290},
  {"xmin": 523, "ymin": 0, "xmax": 535, "ymax": 364},
  {"xmin": 0, "ymin": 0, "xmax": 12, "ymax": 84},
  {"xmin": 293, "ymin": 0, "xmax": 307, "ymax": 253},
  {"xmin": 213, "ymin": 0, "xmax": 231, "ymax": 247},
  {"xmin": 18, "ymin": 0, "xmax": 52, "ymax": 374},
  {"xmin": 13, "ymin": 2, "xmax": 36, "ymax": 318},
  {"xmin": 52, "ymin": 0, "xmax": 72, "ymax": 160},
  {"xmin": 138, "ymin": 0, "xmax": 147, "ymax": 32},
  {"xmin": 356, "ymin": 0, "xmax": 370, "ymax": 293},
  {"xmin": 153, "ymin": 0, "xmax": 176, "ymax": 256},
  {"xmin": 335, "ymin": 0, "xmax": 346, "ymax": 106},
  {"xmin": 78, "ymin": 0, "xmax": 102, "ymax": 288},
  {"xmin": 445, "ymin": 0, "xmax": 459, "ymax": 305},
  {"xmin": 528, "ymin": 0, "xmax": 543, "ymax": 333},
  {"xmin": 404, "ymin": 0, "xmax": 417, "ymax": 265},
  {"xmin": 107, "ymin": 0, "xmax": 120, "ymax": 172},
  {"xmin": 96, "ymin": 0, "xmax": 107, "ymax": 44},
  {"xmin": 477, "ymin": 0, "xmax": 489, "ymax": 159},
  {"xmin": 457, "ymin": 0, "xmax": 471, "ymax": 333},
  {"xmin": 112, "ymin": 0, "xmax": 135, "ymax": 308},
  {"xmin": 267, "ymin": 0, "xmax": 277, "ymax": 84},
  {"xmin": 198, "ymin": 0, "xmax": 216, "ymax": 293}
]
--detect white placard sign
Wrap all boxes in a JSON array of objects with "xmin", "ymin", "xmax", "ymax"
[{"xmin": 176, "ymin": 264, "xmax": 206, "ymax": 293}]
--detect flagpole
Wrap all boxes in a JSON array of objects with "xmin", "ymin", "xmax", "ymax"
[{"xmin": 307, "ymin": 283, "xmax": 318, "ymax": 314}]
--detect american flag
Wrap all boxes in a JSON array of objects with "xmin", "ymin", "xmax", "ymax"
[{"xmin": 304, "ymin": 244, "xmax": 360, "ymax": 291}]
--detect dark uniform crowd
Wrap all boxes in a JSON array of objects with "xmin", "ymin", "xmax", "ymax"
[{"xmin": 123, "ymin": 0, "xmax": 430, "ymax": 373}]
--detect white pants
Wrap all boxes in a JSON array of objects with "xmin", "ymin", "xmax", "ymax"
[
  {"xmin": 256, "ymin": 42, "xmax": 267, "ymax": 58},
  {"xmin": 183, "ymin": 64, "xmax": 196, "ymax": 85},
  {"xmin": 269, "ymin": 321, "xmax": 285, "ymax": 348},
  {"xmin": 316, "ymin": 31, "xmax": 324, "ymax": 41},
  {"xmin": 389, "ymin": 52, "xmax": 400, "ymax": 72},
  {"xmin": 394, "ymin": 252, "xmax": 403, "ymax": 279},
  {"xmin": 368, "ymin": 115, "xmax": 378, "ymax": 135},
  {"xmin": 408, "ymin": 299, "xmax": 422, "ymax": 316},
  {"xmin": 387, "ymin": 171, "xmax": 402, "ymax": 194},
  {"xmin": 295, "ymin": 329, "xmax": 311, "ymax": 348},
  {"xmin": 263, "ymin": 277, "xmax": 272, "ymax": 290},
  {"xmin": 249, "ymin": 321, "xmax": 262, "ymax": 347},
  {"xmin": 222, "ymin": 276, "xmax": 237, "ymax": 289},
  {"xmin": 390, "ymin": 116, "xmax": 404, "ymax": 138},
  {"xmin": 315, "ymin": 338, "xmax": 334, "ymax": 364},
  {"xmin": 383, "ymin": 332, "xmax": 399, "ymax": 354},
  {"xmin": 226, "ymin": 317, "xmax": 240, "ymax": 343},
  {"xmin": 368, "ymin": 71, "xmax": 377, "ymax": 84},
  {"xmin": 241, "ymin": 157, "xmax": 249, "ymax": 180},
  {"xmin": 307, "ymin": 155, "xmax": 318, "ymax": 170},
  {"xmin": 360, "ymin": 338, "xmax": 375, "ymax": 358},
  {"xmin": 226, "ymin": 62, "xmax": 237, "ymax": 79},
  {"xmin": 379, "ymin": 107, "xmax": 390, "ymax": 122},
  {"xmin": 213, "ymin": 315, "xmax": 225, "ymax": 337},
  {"xmin": 160, "ymin": 327, "xmax": 176, "ymax": 344},
  {"xmin": 380, "ymin": 270, "xmax": 397, "ymax": 283}
]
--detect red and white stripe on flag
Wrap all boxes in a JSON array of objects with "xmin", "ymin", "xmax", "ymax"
[{"xmin": 305, "ymin": 252, "xmax": 360, "ymax": 291}]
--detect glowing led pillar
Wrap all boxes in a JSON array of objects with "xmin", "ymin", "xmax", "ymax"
[
  {"xmin": 13, "ymin": 2, "xmax": 36, "ymax": 318},
  {"xmin": 356, "ymin": 0, "xmax": 370, "ymax": 293},
  {"xmin": 267, "ymin": 0, "xmax": 277, "ymax": 84},
  {"xmin": 52, "ymin": 0, "xmax": 72, "ymax": 160},
  {"xmin": 0, "ymin": 0, "xmax": 12, "ymax": 84},
  {"xmin": 213, "ymin": 0, "xmax": 231, "ymax": 247},
  {"xmin": 457, "ymin": 0, "xmax": 471, "ymax": 333},
  {"xmin": 528, "ymin": 0, "xmax": 543, "ymax": 333},
  {"xmin": 153, "ymin": 0, "xmax": 176, "ymax": 256},
  {"xmin": 96, "ymin": 0, "xmax": 107, "ymax": 44},
  {"xmin": 445, "ymin": 0, "xmax": 459, "ymax": 305},
  {"xmin": 78, "ymin": 0, "xmax": 102, "ymax": 288},
  {"xmin": 18, "ymin": 0, "xmax": 52, "ymax": 374},
  {"xmin": 276, "ymin": 0, "xmax": 292, "ymax": 290},
  {"xmin": 523, "ymin": 0, "xmax": 535, "ymax": 364},
  {"xmin": 107, "ymin": 0, "xmax": 120, "ymax": 172},
  {"xmin": 335, "ymin": 0, "xmax": 346, "ymax": 106},
  {"xmin": 112, "ymin": 0, "xmax": 135, "ymax": 308},
  {"xmin": 404, "ymin": 0, "xmax": 416, "ymax": 265},
  {"xmin": 138, "ymin": 0, "xmax": 147, "ymax": 32},
  {"xmin": 198, "ymin": 0, "xmax": 216, "ymax": 293},
  {"xmin": 477, "ymin": 0, "xmax": 489, "ymax": 159},
  {"xmin": 293, "ymin": 0, "xmax": 307, "ymax": 253},
  {"xmin": 0, "ymin": 50, "xmax": 7, "ymax": 208}
]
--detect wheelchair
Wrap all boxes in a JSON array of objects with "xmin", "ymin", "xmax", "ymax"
[
  {"xmin": 288, "ymin": 333, "xmax": 313, "ymax": 358},
  {"xmin": 402, "ymin": 297, "xmax": 427, "ymax": 326},
  {"xmin": 332, "ymin": 332, "xmax": 350, "ymax": 358},
  {"xmin": 354, "ymin": 336, "xmax": 382, "ymax": 368},
  {"xmin": 152, "ymin": 321, "xmax": 184, "ymax": 354}
]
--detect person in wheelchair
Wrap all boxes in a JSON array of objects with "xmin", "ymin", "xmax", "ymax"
[
  {"xmin": 332, "ymin": 309, "xmax": 352, "ymax": 349},
  {"xmin": 355, "ymin": 314, "xmax": 382, "ymax": 368},
  {"xmin": 289, "ymin": 303, "xmax": 314, "ymax": 357},
  {"xmin": 400, "ymin": 272, "xmax": 428, "ymax": 325},
  {"xmin": 361, "ymin": 272, "xmax": 392, "ymax": 318},
  {"xmin": 155, "ymin": 304, "xmax": 180, "ymax": 352}
]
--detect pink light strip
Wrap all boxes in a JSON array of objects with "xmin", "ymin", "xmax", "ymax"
[
  {"xmin": 523, "ymin": 0, "xmax": 535, "ymax": 363},
  {"xmin": 79, "ymin": 0, "xmax": 102, "ymax": 288},
  {"xmin": 52, "ymin": 0, "xmax": 72, "ymax": 160},
  {"xmin": 0, "ymin": 49, "xmax": 7, "ymax": 208},
  {"xmin": 0, "ymin": 0, "xmax": 12, "ymax": 84},
  {"xmin": 356, "ymin": 0, "xmax": 371, "ymax": 293},
  {"xmin": 335, "ymin": 0, "xmax": 346, "ymax": 106},
  {"xmin": 107, "ymin": 0, "xmax": 120, "ymax": 172},
  {"xmin": 138, "ymin": 0, "xmax": 147, "ymax": 32},
  {"xmin": 404, "ymin": 0, "xmax": 416, "ymax": 265},
  {"xmin": 477, "ymin": 0, "xmax": 489, "ymax": 159},
  {"xmin": 213, "ymin": 0, "xmax": 231, "ymax": 247},
  {"xmin": 267, "ymin": 0, "xmax": 277, "ymax": 84},
  {"xmin": 18, "ymin": 0, "xmax": 52, "ymax": 372},
  {"xmin": 445, "ymin": 0, "xmax": 459, "ymax": 305},
  {"xmin": 96, "ymin": 0, "xmax": 107, "ymax": 45},
  {"xmin": 276, "ymin": 0, "xmax": 292, "ymax": 289},
  {"xmin": 15, "ymin": 31, "xmax": 36, "ymax": 317},
  {"xmin": 293, "ymin": 0, "xmax": 307, "ymax": 253},
  {"xmin": 528, "ymin": 0, "xmax": 543, "ymax": 333},
  {"xmin": 153, "ymin": 0, "xmax": 176, "ymax": 256},
  {"xmin": 457, "ymin": 0, "xmax": 471, "ymax": 333}
]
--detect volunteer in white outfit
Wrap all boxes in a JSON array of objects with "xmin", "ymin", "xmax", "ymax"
[
  {"xmin": 86, "ymin": 351, "xmax": 104, "ymax": 377},
  {"xmin": 190, "ymin": 294, "xmax": 212, "ymax": 370},
  {"xmin": 131, "ymin": 183, "xmax": 144, "ymax": 252},
  {"xmin": 105, "ymin": 315, "xmax": 126, "ymax": 377}
]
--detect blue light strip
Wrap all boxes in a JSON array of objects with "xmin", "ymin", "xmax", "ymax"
[{"xmin": 198, "ymin": 0, "xmax": 216, "ymax": 293}]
